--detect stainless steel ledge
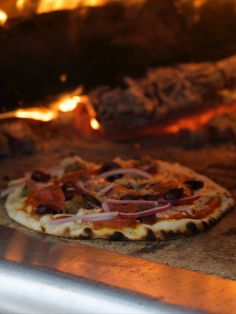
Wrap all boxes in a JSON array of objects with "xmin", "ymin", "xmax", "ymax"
[
  {"xmin": 0, "ymin": 259, "xmax": 188, "ymax": 314},
  {"xmin": 0, "ymin": 225, "xmax": 235, "ymax": 313}
]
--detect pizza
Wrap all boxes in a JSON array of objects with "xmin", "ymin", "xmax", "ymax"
[{"xmin": 2, "ymin": 156, "xmax": 234, "ymax": 240}]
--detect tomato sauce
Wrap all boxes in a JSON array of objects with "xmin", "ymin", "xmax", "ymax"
[
  {"xmin": 93, "ymin": 218, "xmax": 137, "ymax": 229},
  {"xmin": 27, "ymin": 184, "xmax": 65, "ymax": 209}
]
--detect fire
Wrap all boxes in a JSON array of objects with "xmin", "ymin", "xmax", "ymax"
[
  {"xmin": 16, "ymin": 0, "xmax": 26, "ymax": 11},
  {"xmin": 58, "ymin": 96, "xmax": 81, "ymax": 112},
  {"xmin": 15, "ymin": 109, "xmax": 57, "ymax": 122},
  {"xmin": 163, "ymin": 103, "xmax": 236, "ymax": 134},
  {"xmin": 90, "ymin": 117, "xmax": 100, "ymax": 130},
  {"xmin": 37, "ymin": 0, "xmax": 107, "ymax": 14},
  {"xmin": 0, "ymin": 91, "xmax": 100, "ymax": 132},
  {"xmin": 0, "ymin": 9, "xmax": 7, "ymax": 26},
  {"xmin": 193, "ymin": 0, "xmax": 206, "ymax": 9},
  {"xmin": 135, "ymin": 102, "xmax": 236, "ymax": 139},
  {"xmin": 12, "ymin": 0, "xmax": 144, "ymax": 16}
]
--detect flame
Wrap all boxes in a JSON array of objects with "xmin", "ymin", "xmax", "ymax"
[
  {"xmin": 163, "ymin": 103, "xmax": 236, "ymax": 134},
  {"xmin": 193, "ymin": 0, "xmax": 206, "ymax": 9},
  {"xmin": 0, "ymin": 91, "xmax": 100, "ymax": 133},
  {"xmin": 15, "ymin": 109, "xmax": 57, "ymax": 121},
  {"xmin": 0, "ymin": 9, "xmax": 7, "ymax": 26},
  {"xmin": 37, "ymin": 0, "xmax": 106, "ymax": 14},
  {"xmin": 58, "ymin": 96, "xmax": 81, "ymax": 112},
  {"xmin": 133, "ymin": 102, "xmax": 236, "ymax": 139},
  {"xmin": 90, "ymin": 117, "xmax": 100, "ymax": 130},
  {"xmin": 16, "ymin": 0, "xmax": 26, "ymax": 11}
]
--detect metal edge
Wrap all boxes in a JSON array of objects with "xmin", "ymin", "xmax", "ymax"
[{"xmin": 0, "ymin": 225, "xmax": 235, "ymax": 313}]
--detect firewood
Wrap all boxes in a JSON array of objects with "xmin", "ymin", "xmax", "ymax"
[
  {"xmin": 90, "ymin": 55, "xmax": 236, "ymax": 132},
  {"xmin": 1, "ymin": 0, "xmax": 236, "ymax": 110}
]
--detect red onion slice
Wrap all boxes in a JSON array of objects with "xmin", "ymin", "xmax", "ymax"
[
  {"xmin": 98, "ymin": 168, "xmax": 153, "ymax": 180},
  {"xmin": 0, "ymin": 184, "xmax": 24, "ymax": 198},
  {"xmin": 97, "ymin": 184, "xmax": 114, "ymax": 196},
  {"xmin": 8, "ymin": 177, "xmax": 28, "ymax": 186},
  {"xmin": 118, "ymin": 203, "xmax": 171, "ymax": 218},
  {"xmin": 102, "ymin": 201, "xmax": 111, "ymax": 212},
  {"xmin": 159, "ymin": 195, "xmax": 200, "ymax": 205},
  {"xmin": 75, "ymin": 181, "xmax": 101, "ymax": 208},
  {"xmin": 49, "ymin": 211, "xmax": 119, "ymax": 225}
]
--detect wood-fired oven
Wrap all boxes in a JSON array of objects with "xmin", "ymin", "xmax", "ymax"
[{"xmin": 0, "ymin": 1, "xmax": 236, "ymax": 313}]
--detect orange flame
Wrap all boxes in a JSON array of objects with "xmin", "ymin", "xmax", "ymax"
[
  {"xmin": 16, "ymin": 0, "xmax": 26, "ymax": 11},
  {"xmin": 58, "ymin": 95, "xmax": 81, "ymax": 112},
  {"xmin": 90, "ymin": 117, "xmax": 100, "ymax": 130},
  {"xmin": 37, "ymin": 0, "xmax": 107, "ymax": 14},
  {"xmin": 15, "ymin": 109, "xmax": 57, "ymax": 121},
  {"xmin": 0, "ymin": 91, "xmax": 100, "ymax": 131},
  {"xmin": 163, "ymin": 103, "xmax": 236, "ymax": 134},
  {"xmin": 0, "ymin": 9, "xmax": 7, "ymax": 26},
  {"xmin": 136, "ymin": 102, "xmax": 236, "ymax": 138}
]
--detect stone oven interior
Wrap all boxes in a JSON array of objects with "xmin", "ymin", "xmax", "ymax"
[{"xmin": 0, "ymin": 0, "xmax": 236, "ymax": 280}]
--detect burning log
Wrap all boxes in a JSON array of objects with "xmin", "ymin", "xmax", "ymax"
[
  {"xmin": 1, "ymin": 0, "xmax": 236, "ymax": 109},
  {"xmin": 90, "ymin": 55, "xmax": 236, "ymax": 132}
]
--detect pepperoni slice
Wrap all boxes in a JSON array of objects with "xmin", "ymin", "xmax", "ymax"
[
  {"xmin": 27, "ymin": 184, "xmax": 65, "ymax": 210},
  {"xmin": 61, "ymin": 170, "xmax": 91, "ymax": 184},
  {"xmin": 93, "ymin": 218, "xmax": 137, "ymax": 229}
]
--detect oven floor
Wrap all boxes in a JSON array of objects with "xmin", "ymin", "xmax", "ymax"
[{"xmin": 1, "ymin": 138, "xmax": 236, "ymax": 280}]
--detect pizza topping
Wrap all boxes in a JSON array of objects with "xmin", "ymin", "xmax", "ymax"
[
  {"xmin": 118, "ymin": 203, "xmax": 171, "ymax": 218},
  {"xmin": 97, "ymin": 183, "xmax": 114, "ymax": 196},
  {"xmin": 98, "ymin": 168, "xmax": 153, "ymax": 180},
  {"xmin": 8, "ymin": 176, "xmax": 29, "ymax": 186},
  {"xmin": 27, "ymin": 184, "xmax": 65, "ymax": 211},
  {"xmin": 36, "ymin": 204, "xmax": 62, "ymax": 215},
  {"xmin": 160, "ymin": 194, "xmax": 200, "ymax": 205},
  {"xmin": 0, "ymin": 184, "xmax": 25, "ymax": 198},
  {"xmin": 64, "ymin": 162, "xmax": 85, "ymax": 173},
  {"xmin": 61, "ymin": 182, "xmax": 76, "ymax": 201},
  {"xmin": 185, "ymin": 180, "xmax": 204, "ymax": 191},
  {"xmin": 164, "ymin": 188, "xmax": 184, "ymax": 200},
  {"xmin": 31, "ymin": 170, "xmax": 51, "ymax": 183},
  {"xmin": 105, "ymin": 199, "xmax": 159, "ymax": 206},
  {"xmin": 61, "ymin": 170, "xmax": 91, "ymax": 183},
  {"xmin": 75, "ymin": 181, "xmax": 101, "ymax": 207},
  {"xmin": 142, "ymin": 165, "xmax": 158, "ymax": 174},
  {"xmin": 49, "ymin": 211, "xmax": 119, "ymax": 225},
  {"xmin": 99, "ymin": 161, "xmax": 123, "ymax": 182}
]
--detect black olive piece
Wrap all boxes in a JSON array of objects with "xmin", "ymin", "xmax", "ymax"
[
  {"xmin": 145, "ymin": 165, "xmax": 158, "ymax": 174},
  {"xmin": 164, "ymin": 188, "xmax": 184, "ymax": 200},
  {"xmin": 120, "ymin": 194, "xmax": 142, "ymax": 200},
  {"xmin": 143, "ymin": 193, "xmax": 160, "ymax": 201},
  {"xmin": 84, "ymin": 193, "xmax": 101, "ymax": 207},
  {"xmin": 75, "ymin": 183, "xmax": 101, "ymax": 207},
  {"xmin": 31, "ymin": 170, "xmax": 51, "ymax": 183},
  {"xmin": 61, "ymin": 182, "xmax": 76, "ymax": 201},
  {"xmin": 185, "ymin": 180, "xmax": 204, "ymax": 191},
  {"xmin": 35, "ymin": 204, "xmax": 61, "ymax": 215},
  {"xmin": 99, "ymin": 161, "xmax": 123, "ymax": 182}
]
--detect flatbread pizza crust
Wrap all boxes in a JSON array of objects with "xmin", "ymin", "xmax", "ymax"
[{"xmin": 5, "ymin": 159, "xmax": 235, "ymax": 240}]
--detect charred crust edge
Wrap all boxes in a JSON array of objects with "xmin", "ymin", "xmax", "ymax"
[
  {"xmin": 186, "ymin": 222, "xmax": 198, "ymax": 235},
  {"xmin": 145, "ymin": 228, "xmax": 156, "ymax": 240},
  {"xmin": 161, "ymin": 229, "xmax": 184, "ymax": 240},
  {"xmin": 108, "ymin": 231, "xmax": 128, "ymax": 241}
]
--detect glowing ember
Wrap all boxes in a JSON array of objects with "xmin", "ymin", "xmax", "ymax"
[
  {"xmin": 37, "ymin": 0, "xmax": 107, "ymax": 14},
  {"xmin": 15, "ymin": 109, "xmax": 57, "ymax": 121},
  {"xmin": 90, "ymin": 117, "xmax": 100, "ymax": 130},
  {"xmin": 16, "ymin": 0, "xmax": 26, "ymax": 11},
  {"xmin": 193, "ymin": 0, "xmax": 206, "ymax": 9},
  {"xmin": 136, "ymin": 103, "xmax": 236, "ymax": 138},
  {"xmin": 0, "ymin": 9, "xmax": 7, "ymax": 26},
  {"xmin": 163, "ymin": 103, "xmax": 236, "ymax": 134},
  {"xmin": 58, "ymin": 96, "xmax": 81, "ymax": 112}
]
